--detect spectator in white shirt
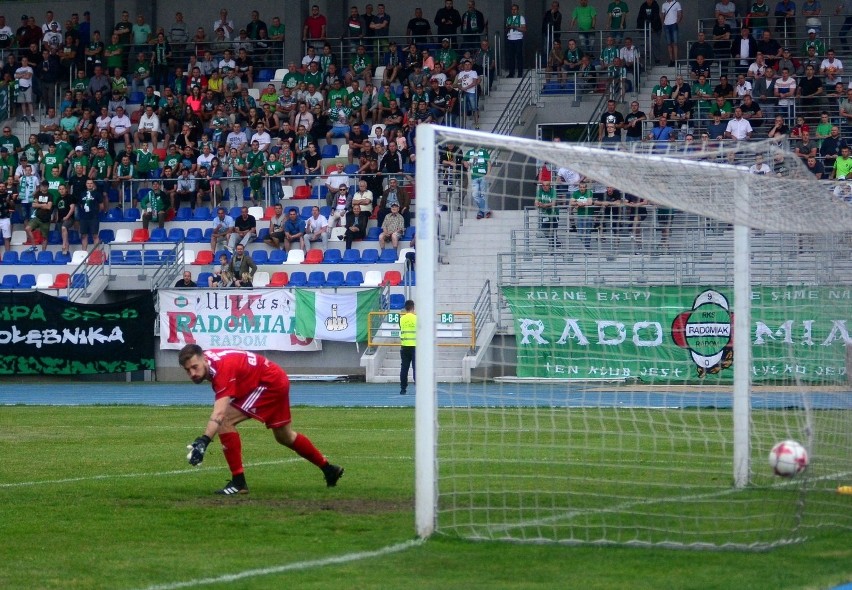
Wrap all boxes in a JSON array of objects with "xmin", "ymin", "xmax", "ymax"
[
  {"xmin": 135, "ymin": 105, "xmax": 161, "ymax": 147},
  {"xmin": 324, "ymin": 162, "xmax": 350, "ymax": 206},
  {"xmin": 304, "ymin": 205, "xmax": 329, "ymax": 251},
  {"xmin": 725, "ymin": 107, "xmax": 753, "ymax": 140},
  {"xmin": 748, "ymin": 153, "xmax": 772, "ymax": 174},
  {"xmin": 213, "ymin": 9, "xmax": 234, "ymax": 40},
  {"xmin": 250, "ymin": 123, "xmax": 272, "ymax": 152},
  {"xmin": 110, "ymin": 106, "xmax": 132, "ymax": 145},
  {"xmin": 820, "ymin": 49, "xmax": 844, "ymax": 84},
  {"xmin": 734, "ymin": 74, "xmax": 753, "ymax": 97}
]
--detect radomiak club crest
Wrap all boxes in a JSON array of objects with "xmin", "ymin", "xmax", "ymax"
[{"xmin": 671, "ymin": 289, "xmax": 734, "ymax": 377}]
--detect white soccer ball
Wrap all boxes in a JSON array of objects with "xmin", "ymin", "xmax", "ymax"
[{"xmin": 768, "ymin": 440, "xmax": 809, "ymax": 477}]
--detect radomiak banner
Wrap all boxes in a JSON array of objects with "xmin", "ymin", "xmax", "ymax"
[
  {"xmin": 159, "ymin": 289, "xmax": 321, "ymax": 351},
  {"xmin": 502, "ymin": 286, "xmax": 851, "ymax": 383},
  {"xmin": 0, "ymin": 291, "xmax": 155, "ymax": 374}
]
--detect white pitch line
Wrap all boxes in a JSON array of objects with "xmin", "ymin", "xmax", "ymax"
[
  {"xmin": 0, "ymin": 455, "xmax": 414, "ymax": 489},
  {"xmin": 132, "ymin": 539, "xmax": 425, "ymax": 590},
  {"xmin": 0, "ymin": 460, "xmax": 298, "ymax": 488}
]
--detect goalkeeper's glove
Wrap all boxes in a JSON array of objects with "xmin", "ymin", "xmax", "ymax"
[{"xmin": 186, "ymin": 435, "xmax": 212, "ymax": 466}]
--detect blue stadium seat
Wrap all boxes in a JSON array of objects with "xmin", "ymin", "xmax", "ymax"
[
  {"xmin": 257, "ymin": 228, "xmax": 269, "ymax": 241},
  {"xmin": 322, "ymin": 249, "xmax": 341, "ymax": 264},
  {"xmin": 185, "ymin": 227, "xmax": 205, "ymax": 243},
  {"xmin": 268, "ymin": 250, "xmax": 287, "ymax": 264},
  {"xmin": 124, "ymin": 250, "xmax": 143, "ymax": 265},
  {"xmin": 108, "ymin": 188, "xmax": 120, "ymax": 203},
  {"xmin": 403, "ymin": 226, "xmax": 416, "ymax": 241},
  {"xmin": 137, "ymin": 188, "xmax": 152, "ymax": 203},
  {"xmin": 203, "ymin": 228, "xmax": 214, "ymax": 241},
  {"xmin": 300, "ymin": 205, "xmax": 313, "ymax": 219},
  {"xmin": 378, "ymin": 249, "xmax": 397, "ymax": 263},
  {"xmin": 2, "ymin": 251, "xmax": 18, "ymax": 265},
  {"xmin": 214, "ymin": 250, "xmax": 231, "ymax": 262},
  {"xmin": 403, "ymin": 162, "xmax": 416, "ymax": 174},
  {"xmin": 175, "ymin": 207, "xmax": 193, "ymax": 221},
  {"xmin": 288, "ymin": 271, "xmax": 307, "ymax": 286},
  {"xmin": 342, "ymin": 249, "xmax": 360, "ymax": 264},
  {"xmin": 250, "ymin": 250, "xmax": 268, "ymax": 264},
  {"xmin": 167, "ymin": 228, "xmax": 186, "ymax": 242},
  {"xmin": 325, "ymin": 271, "xmax": 345, "ymax": 287},
  {"xmin": 196, "ymin": 272, "xmax": 212, "ymax": 287},
  {"xmin": 129, "ymin": 91, "xmax": 144, "ymax": 103},
  {"xmin": 19, "ymin": 250, "xmax": 36, "ymax": 265},
  {"xmin": 99, "ymin": 229, "xmax": 116, "ymax": 243},
  {"xmin": 343, "ymin": 164, "xmax": 360, "ymax": 175},
  {"xmin": 541, "ymin": 81, "xmax": 563, "ymax": 95},
  {"xmin": 312, "ymin": 185, "xmax": 328, "ymax": 201},
  {"xmin": 360, "ymin": 248, "xmax": 379, "ymax": 263},
  {"xmin": 389, "ymin": 293, "xmax": 406, "ymax": 310},
  {"xmin": 106, "ymin": 207, "xmax": 123, "ymax": 221},
  {"xmin": 291, "ymin": 163, "xmax": 305, "ymax": 176},
  {"xmin": 319, "ymin": 205, "xmax": 331, "ymax": 218},
  {"xmin": 18, "ymin": 274, "xmax": 36, "ymax": 289},
  {"xmin": 257, "ymin": 68, "xmax": 274, "ymax": 82},
  {"xmin": 47, "ymin": 230, "xmax": 62, "ymax": 245},
  {"xmin": 1, "ymin": 274, "xmax": 18, "ymax": 289},
  {"xmin": 110, "ymin": 250, "xmax": 125, "ymax": 265},
  {"xmin": 143, "ymin": 250, "xmax": 161, "ymax": 265},
  {"xmin": 54, "ymin": 251, "xmax": 72, "ymax": 264},
  {"xmin": 321, "ymin": 144, "xmax": 339, "ymax": 158},
  {"xmin": 365, "ymin": 227, "xmax": 381, "ymax": 241},
  {"xmin": 148, "ymin": 228, "xmax": 169, "ymax": 243},
  {"xmin": 123, "ymin": 208, "xmax": 141, "ymax": 222},
  {"xmin": 35, "ymin": 250, "xmax": 54, "ymax": 265},
  {"xmin": 343, "ymin": 270, "xmax": 363, "ymax": 286},
  {"xmin": 229, "ymin": 206, "xmax": 241, "ymax": 219},
  {"xmin": 67, "ymin": 230, "xmax": 81, "ymax": 244},
  {"xmin": 307, "ymin": 271, "xmax": 326, "ymax": 287},
  {"xmin": 70, "ymin": 274, "xmax": 88, "ymax": 289},
  {"xmin": 193, "ymin": 206, "xmax": 211, "ymax": 220}
]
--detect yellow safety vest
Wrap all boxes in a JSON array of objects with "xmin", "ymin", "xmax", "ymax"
[{"xmin": 399, "ymin": 312, "xmax": 417, "ymax": 347}]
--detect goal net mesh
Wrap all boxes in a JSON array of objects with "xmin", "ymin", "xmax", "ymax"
[{"xmin": 417, "ymin": 126, "xmax": 852, "ymax": 549}]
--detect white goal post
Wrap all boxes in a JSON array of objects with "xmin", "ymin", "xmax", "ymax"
[{"xmin": 414, "ymin": 124, "xmax": 852, "ymax": 549}]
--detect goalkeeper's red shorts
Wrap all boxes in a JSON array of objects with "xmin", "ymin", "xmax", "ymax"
[{"xmin": 231, "ymin": 373, "xmax": 292, "ymax": 429}]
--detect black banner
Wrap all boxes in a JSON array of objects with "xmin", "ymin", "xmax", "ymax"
[{"xmin": 0, "ymin": 292, "xmax": 156, "ymax": 374}]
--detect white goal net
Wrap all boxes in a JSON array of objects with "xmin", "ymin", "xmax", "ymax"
[{"xmin": 414, "ymin": 125, "xmax": 852, "ymax": 549}]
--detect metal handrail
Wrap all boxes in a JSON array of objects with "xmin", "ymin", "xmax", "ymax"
[
  {"xmin": 67, "ymin": 242, "xmax": 108, "ymax": 302},
  {"xmin": 470, "ymin": 278, "xmax": 492, "ymax": 353}
]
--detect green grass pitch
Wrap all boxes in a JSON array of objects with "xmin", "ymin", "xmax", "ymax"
[{"xmin": 0, "ymin": 406, "xmax": 850, "ymax": 590}]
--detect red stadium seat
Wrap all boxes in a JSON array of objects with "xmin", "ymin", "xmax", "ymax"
[
  {"xmin": 293, "ymin": 185, "xmax": 311, "ymax": 199},
  {"xmin": 50, "ymin": 273, "xmax": 70, "ymax": 289},
  {"xmin": 131, "ymin": 229, "xmax": 149, "ymax": 243},
  {"xmin": 304, "ymin": 249, "xmax": 324, "ymax": 264},
  {"xmin": 193, "ymin": 250, "xmax": 214, "ymax": 265},
  {"xmin": 87, "ymin": 250, "xmax": 105, "ymax": 265},
  {"xmin": 384, "ymin": 270, "xmax": 402, "ymax": 286},
  {"xmin": 268, "ymin": 271, "xmax": 289, "ymax": 287}
]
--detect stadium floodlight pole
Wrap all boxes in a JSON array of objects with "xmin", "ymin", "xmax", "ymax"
[
  {"xmin": 414, "ymin": 123, "xmax": 438, "ymax": 538},
  {"xmin": 732, "ymin": 180, "xmax": 751, "ymax": 489}
]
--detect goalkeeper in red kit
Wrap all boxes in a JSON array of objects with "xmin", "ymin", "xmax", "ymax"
[{"xmin": 179, "ymin": 344, "xmax": 344, "ymax": 495}]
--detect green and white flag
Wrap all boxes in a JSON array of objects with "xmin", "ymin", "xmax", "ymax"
[{"xmin": 295, "ymin": 289, "xmax": 380, "ymax": 342}]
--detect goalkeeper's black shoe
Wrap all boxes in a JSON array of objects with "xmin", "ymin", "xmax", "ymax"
[
  {"xmin": 214, "ymin": 479, "xmax": 249, "ymax": 495},
  {"xmin": 322, "ymin": 463, "xmax": 344, "ymax": 487}
]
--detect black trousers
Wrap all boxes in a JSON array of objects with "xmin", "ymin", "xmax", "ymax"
[{"xmin": 400, "ymin": 345, "xmax": 415, "ymax": 393}]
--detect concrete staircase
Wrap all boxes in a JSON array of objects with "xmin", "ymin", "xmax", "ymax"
[
  {"xmin": 478, "ymin": 77, "xmax": 523, "ymax": 132},
  {"xmin": 362, "ymin": 207, "xmax": 518, "ymax": 384}
]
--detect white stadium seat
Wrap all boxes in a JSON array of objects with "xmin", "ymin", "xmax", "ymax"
[
  {"xmin": 252, "ymin": 271, "xmax": 270, "ymax": 287},
  {"xmin": 35, "ymin": 273, "xmax": 53, "ymax": 289},
  {"xmin": 11, "ymin": 230, "xmax": 26, "ymax": 246},
  {"xmin": 114, "ymin": 228, "xmax": 132, "ymax": 243},
  {"xmin": 283, "ymin": 249, "xmax": 304, "ymax": 264},
  {"xmin": 362, "ymin": 270, "xmax": 383, "ymax": 287},
  {"xmin": 69, "ymin": 250, "xmax": 88, "ymax": 265}
]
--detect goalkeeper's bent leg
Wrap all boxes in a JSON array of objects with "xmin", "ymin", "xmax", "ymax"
[{"xmin": 219, "ymin": 431, "xmax": 244, "ymax": 476}]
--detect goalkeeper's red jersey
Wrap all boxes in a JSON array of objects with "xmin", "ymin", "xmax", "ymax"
[{"xmin": 203, "ymin": 349, "xmax": 292, "ymax": 427}]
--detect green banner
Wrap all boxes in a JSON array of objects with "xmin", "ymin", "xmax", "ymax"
[
  {"xmin": 0, "ymin": 84, "xmax": 8, "ymax": 121},
  {"xmin": 502, "ymin": 286, "xmax": 851, "ymax": 384}
]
